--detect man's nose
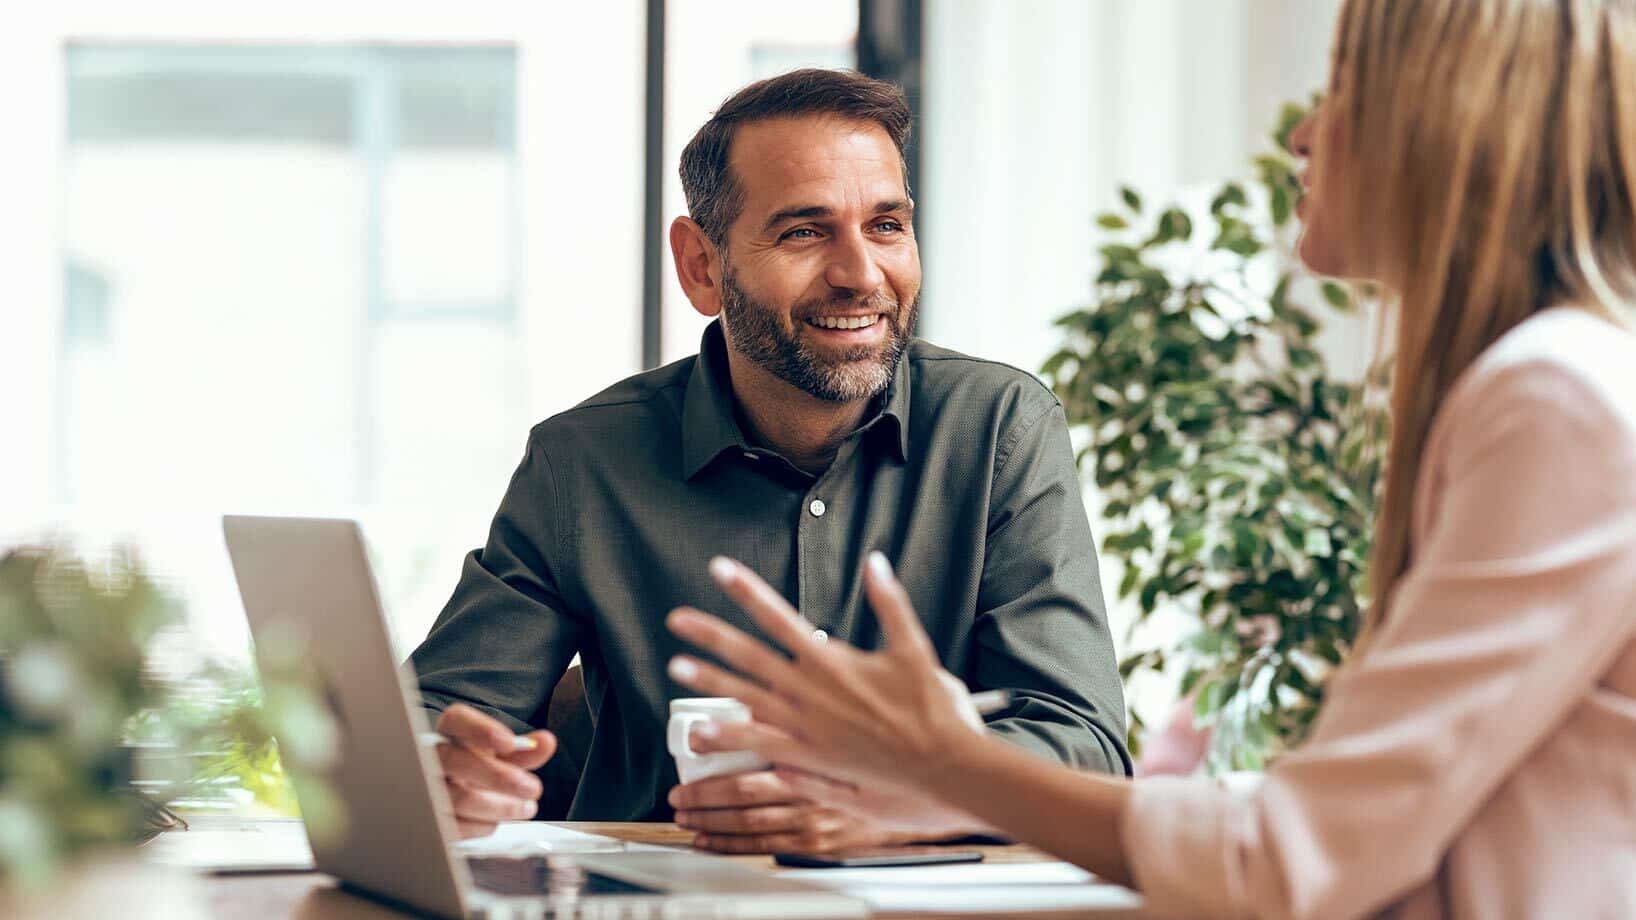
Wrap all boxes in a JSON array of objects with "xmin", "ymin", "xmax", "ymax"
[{"xmin": 823, "ymin": 230, "xmax": 887, "ymax": 297}]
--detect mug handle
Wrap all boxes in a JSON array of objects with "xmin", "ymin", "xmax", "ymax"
[{"xmin": 667, "ymin": 712, "xmax": 709, "ymax": 766}]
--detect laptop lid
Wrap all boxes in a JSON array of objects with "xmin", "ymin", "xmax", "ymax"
[{"xmin": 223, "ymin": 514, "xmax": 474, "ymax": 919}]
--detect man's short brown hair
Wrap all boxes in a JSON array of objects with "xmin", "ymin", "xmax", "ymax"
[{"xmin": 679, "ymin": 68, "xmax": 912, "ymax": 247}]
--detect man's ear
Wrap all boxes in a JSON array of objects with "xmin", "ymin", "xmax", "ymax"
[{"xmin": 670, "ymin": 217, "xmax": 724, "ymax": 318}]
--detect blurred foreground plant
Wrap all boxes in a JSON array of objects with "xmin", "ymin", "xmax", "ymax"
[
  {"xmin": 0, "ymin": 544, "xmax": 342, "ymax": 890},
  {"xmin": 0, "ymin": 547, "xmax": 176, "ymax": 886}
]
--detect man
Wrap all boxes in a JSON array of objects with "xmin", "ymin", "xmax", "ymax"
[{"xmin": 411, "ymin": 68, "xmax": 1129, "ymax": 854}]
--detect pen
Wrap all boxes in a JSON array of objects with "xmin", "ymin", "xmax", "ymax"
[
  {"xmin": 968, "ymin": 689, "xmax": 1011, "ymax": 715},
  {"xmin": 417, "ymin": 732, "xmax": 539, "ymax": 751}
]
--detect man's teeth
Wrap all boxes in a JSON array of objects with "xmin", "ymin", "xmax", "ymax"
[{"xmin": 807, "ymin": 315, "xmax": 880, "ymax": 330}]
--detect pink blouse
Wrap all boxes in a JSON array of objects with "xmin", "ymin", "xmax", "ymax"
[{"xmin": 1122, "ymin": 307, "xmax": 1636, "ymax": 919}]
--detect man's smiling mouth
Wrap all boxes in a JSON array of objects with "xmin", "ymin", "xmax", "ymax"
[{"xmin": 806, "ymin": 314, "xmax": 883, "ymax": 331}]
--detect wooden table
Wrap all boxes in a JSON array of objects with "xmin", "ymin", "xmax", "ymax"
[{"xmin": 202, "ymin": 822, "xmax": 1149, "ymax": 919}]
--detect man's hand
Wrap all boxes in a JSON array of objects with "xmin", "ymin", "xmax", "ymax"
[
  {"xmin": 669, "ymin": 769, "xmax": 904, "ymax": 854},
  {"xmin": 432, "ymin": 703, "xmax": 556, "ymax": 839},
  {"xmin": 668, "ymin": 767, "xmax": 987, "ymax": 854}
]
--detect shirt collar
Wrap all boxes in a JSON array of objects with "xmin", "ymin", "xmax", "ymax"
[{"xmin": 680, "ymin": 321, "xmax": 912, "ymax": 480}]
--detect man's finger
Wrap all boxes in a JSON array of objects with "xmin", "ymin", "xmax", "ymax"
[
  {"xmin": 667, "ymin": 769, "xmax": 798, "ymax": 811},
  {"xmin": 693, "ymin": 832, "xmax": 818, "ymax": 855},
  {"xmin": 437, "ymin": 743, "xmax": 544, "ymax": 800},
  {"xmin": 499, "ymin": 730, "xmax": 558, "ymax": 770},
  {"xmin": 675, "ymin": 804, "xmax": 809, "ymax": 835},
  {"xmin": 446, "ymin": 782, "xmax": 539, "ymax": 823},
  {"xmin": 437, "ymin": 703, "xmax": 524, "ymax": 755},
  {"xmin": 862, "ymin": 551, "xmax": 938, "ymax": 665},
  {"xmin": 773, "ymin": 767, "xmax": 861, "ymax": 812},
  {"xmin": 456, "ymin": 818, "xmax": 498, "ymax": 840}
]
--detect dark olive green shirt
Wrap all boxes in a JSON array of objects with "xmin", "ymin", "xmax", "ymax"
[{"xmin": 412, "ymin": 322, "xmax": 1130, "ymax": 821}]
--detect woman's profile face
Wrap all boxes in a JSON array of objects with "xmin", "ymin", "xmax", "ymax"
[{"xmin": 1290, "ymin": 102, "xmax": 1354, "ymax": 280}]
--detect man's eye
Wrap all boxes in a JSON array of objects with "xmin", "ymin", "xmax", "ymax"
[
  {"xmin": 782, "ymin": 228, "xmax": 819, "ymax": 240},
  {"xmin": 874, "ymin": 220, "xmax": 905, "ymax": 233}
]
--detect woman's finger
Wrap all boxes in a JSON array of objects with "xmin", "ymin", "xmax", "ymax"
[
  {"xmin": 690, "ymin": 719, "xmax": 849, "ymax": 778},
  {"xmin": 666, "ymin": 654, "xmax": 803, "ymax": 732},
  {"xmin": 667, "ymin": 606, "xmax": 815, "ymax": 700},
  {"xmin": 688, "ymin": 719, "xmax": 796, "ymax": 756},
  {"xmin": 862, "ymin": 552, "xmax": 939, "ymax": 666},
  {"xmin": 708, "ymin": 558, "xmax": 846, "ymax": 666}
]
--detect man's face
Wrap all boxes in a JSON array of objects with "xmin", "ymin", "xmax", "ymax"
[{"xmin": 716, "ymin": 115, "xmax": 921, "ymax": 403}]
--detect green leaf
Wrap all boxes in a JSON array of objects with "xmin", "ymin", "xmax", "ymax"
[
  {"xmin": 1179, "ymin": 667, "xmax": 1204, "ymax": 697},
  {"xmin": 1269, "ymin": 274, "xmax": 1292, "ymax": 312},
  {"xmin": 1100, "ymin": 244, "xmax": 1142, "ymax": 264},
  {"xmin": 1270, "ymin": 183, "xmax": 1293, "ymax": 226},
  {"xmin": 1139, "ymin": 580, "xmax": 1162, "ymax": 614},
  {"xmin": 1121, "ymin": 186, "xmax": 1144, "ymax": 214},
  {"xmin": 1118, "ymin": 565, "xmax": 1140, "ymax": 600},
  {"xmin": 1321, "ymin": 281, "xmax": 1352, "ymax": 310},
  {"xmin": 1274, "ymin": 101, "xmax": 1308, "ymax": 154},
  {"xmin": 1166, "ymin": 208, "xmax": 1193, "ymax": 242},
  {"xmin": 1039, "ymin": 349, "xmax": 1075, "ymax": 380},
  {"xmin": 1097, "ymin": 213, "xmax": 1130, "ymax": 230},
  {"xmin": 1195, "ymin": 680, "xmax": 1226, "ymax": 719},
  {"xmin": 1210, "ymin": 183, "xmax": 1248, "ymax": 215},
  {"xmin": 1180, "ymin": 529, "xmax": 1206, "ymax": 556}
]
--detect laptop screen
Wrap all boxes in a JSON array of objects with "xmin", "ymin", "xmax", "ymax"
[{"xmin": 466, "ymin": 856, "xmax": 658, "ymax": 898}]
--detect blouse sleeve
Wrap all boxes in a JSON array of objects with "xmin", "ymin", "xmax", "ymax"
[{"xmin": 1120, "ymin": 359, "xmax": 1636, "ymax": 920}]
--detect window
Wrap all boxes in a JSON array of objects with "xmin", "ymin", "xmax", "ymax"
[{"xmin": 58, "ymin": 44, "xmax": 530, "ymax": 659}]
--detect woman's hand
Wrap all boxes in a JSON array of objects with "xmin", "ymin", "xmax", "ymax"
[
  {"xmin": 669, "ymin": 551, "xmax": 1139, "ymax": 889},
  {"xmin": 665, "ymin": 552, "xmax": 988, "ymax": 791}
]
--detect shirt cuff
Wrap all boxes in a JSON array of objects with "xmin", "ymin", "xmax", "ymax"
[{"xmin": 1120, "ymin": 775, "xmax": 1249, "ymax": 919}]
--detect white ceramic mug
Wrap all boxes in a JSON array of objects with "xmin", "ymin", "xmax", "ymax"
[{"xmin": 666, "ymin": 697, "xmax": 769, "ymax": 785}]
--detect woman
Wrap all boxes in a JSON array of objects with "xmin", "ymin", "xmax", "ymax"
[{"xmin": 663, "ymin": 0, "xmax": 1636, "ymax": 916}]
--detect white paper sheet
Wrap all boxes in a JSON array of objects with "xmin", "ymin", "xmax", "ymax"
[
  {"xmin": 779, "ymin": 861, "xmax": 1145, "ymax": 914},
  {"xmin": 456, "ymin": 820, "xmax": 672, "ymax": 855},
  {"xmin": 144, "ymin": 817, "xmax": 314, "ymax": 872}
]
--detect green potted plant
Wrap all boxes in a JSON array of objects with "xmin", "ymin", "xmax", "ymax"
[{"xmin": 1042, "ymin": 101, "xmax": 1387, "ymax": 771}]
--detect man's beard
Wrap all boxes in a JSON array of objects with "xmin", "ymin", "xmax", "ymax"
[{"xmin": 718, "ymin": 267, "xmax": 917, "ymax": 403}]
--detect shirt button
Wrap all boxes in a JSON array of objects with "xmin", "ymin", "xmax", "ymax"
[
  {"xmin": 812, "ymin": 629, "xmax": 829, "ymax": 643},
  {"xmin": 808, "ymin": 499, "xmax": 826, "ymax": 518}
]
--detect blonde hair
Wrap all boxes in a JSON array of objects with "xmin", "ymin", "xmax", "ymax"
[{"xmin": 1325, "ymin": 0, "xmax": 1636, "ymax": 630}]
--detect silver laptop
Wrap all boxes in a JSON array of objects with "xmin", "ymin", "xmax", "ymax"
[{"xmin": 222, "ymin": 515, "xmax": 867, "ymax": 920}]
